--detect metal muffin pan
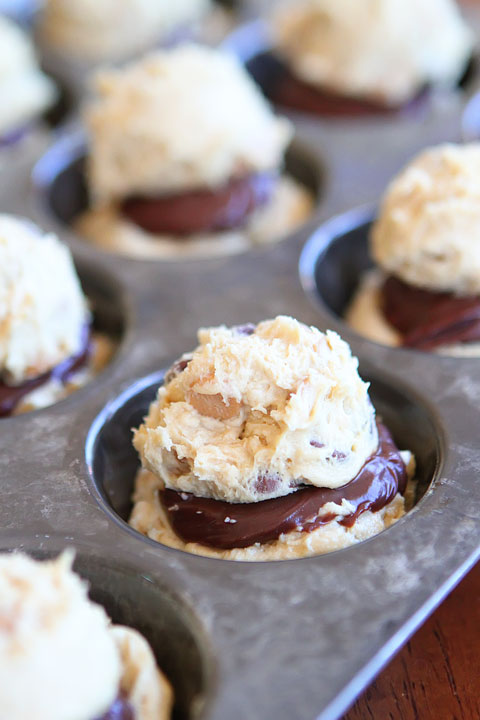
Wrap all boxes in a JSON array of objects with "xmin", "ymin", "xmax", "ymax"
[{"xmin": 1, "ymin": 10, "xmax": 480, "ymax": 720}]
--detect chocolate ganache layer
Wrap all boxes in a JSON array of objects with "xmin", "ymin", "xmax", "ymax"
[
  {"xmin": 258, "ymin": 54, "xmax": 425, "ymax": 118},
  {"xmin": 381, "ymin": 275, "xmax": 480, "ymax": 350},
  {"xmin": 121, "ymin": 172, "xmax": 276, "ymax": 236},
  {"xmin": 0, "ymin": 325, "xmax": 91, "ymax": 417},
  {"xmin": 94, "ymin": 693, "xmax": 134, "ymax": 720},
  {"xmin": 160, "ymin": 422, "xmax": 407, "ymax": 550}
]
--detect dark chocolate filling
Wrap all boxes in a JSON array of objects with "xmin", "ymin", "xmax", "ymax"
[
  {"xmin": 257, "ymin": 54, "xmax": 426, "ymax": 117},
  {"xmin": 120, "ymin": 172, "xmax": 275, "ymax": 236},
  {"xmin": 94, "ymin": 692, "xmax": 135, "ymax": 720},
  {"xmin": 160, "ymin": 421, "xmax": 407, "ymax": 550},
  {"xmin": 381, "ymin": 275, "xmax": 480, "ymax": 350},
  {"xmin": 0, "ymin": 325, "xmax": 92, "ymax": 418}
]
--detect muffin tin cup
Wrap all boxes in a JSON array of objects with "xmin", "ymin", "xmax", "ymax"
[
  {"xmin": 30, "ymin": 126, "xmax": 326, "ymax": 262},
  {"xmin": 1, "ymin": 9, "xmax": 480, "ymax": 719},
  {"xmin": 0, "ymin": 535, "xmax": 216, "ymax": 720}
]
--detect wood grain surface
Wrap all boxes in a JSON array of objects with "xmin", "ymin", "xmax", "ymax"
[{"xmin": 343, "ymin": 562, "xmax": 480, "ymax": 720}]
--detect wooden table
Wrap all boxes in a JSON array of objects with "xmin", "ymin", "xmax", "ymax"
[{"xmin": 343, "ymin": 563, "xmax": 480, "ymax": 720}]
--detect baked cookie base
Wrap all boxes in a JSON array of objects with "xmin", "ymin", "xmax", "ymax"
[
  {"xmin": 129, "ymin": 456, "xmax": 414, "ymax": 561},
  {"xmin": 346, "ymin": 269, "xmax": 480, "ymax": 357},
  {"xmin": 75, "ymin": 175, "xmax": 314, "ymax": 260}
]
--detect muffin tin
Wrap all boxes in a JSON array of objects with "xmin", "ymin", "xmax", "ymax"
[{"xmin": 1, "ymin": 4, "xmax": 480, "ymax": 719}]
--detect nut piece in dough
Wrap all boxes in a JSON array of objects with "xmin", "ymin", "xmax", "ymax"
[{"xmin": 187, "ymin": 390, "xmax": 242, "ymax": 420}]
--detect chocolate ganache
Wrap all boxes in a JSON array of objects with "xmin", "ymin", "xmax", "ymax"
[
  {"xmin": 255, "ymin": 54, "xmax": 425, "ymax": 118},
  {"xmin": 160, "ymin": 422, "xmax": 407, "ymax": 550},
  {"xmin": 121, "ymin": 173, "xmax": 275, "ymax": 236},
  {"xmin": 381, "ymin": 275, "xmax": 480, "ymax": 350},
  {"xmin": 0, "ymin": 325, "xmax": 91, "ymax": 417},
  {"xmin": 95, "ymin": 693, "xmax": 134, "ymax": 720}
]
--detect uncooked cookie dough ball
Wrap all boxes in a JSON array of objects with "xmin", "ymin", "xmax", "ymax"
[
  {"xmin": 0, "ymin": 214, "xmax": 113, "ymax": 416},
  {"xmin": 134, "ymin": 317, "xmax": 378, "ymax": 503},
  {"xmin": 77, "ymin": 45, "xmax": 313, "ymax": 259},
  {"xmin": 130, "ymin": 317, "xmax": 414, "ymax": 560},
  {"xmin": 347, "ymin": 144, "xmax": 480, "ymax": 353},
  {"xmin": 372, "ymin": 144, "xmax": 480, "ymax": 295},
  {"xmin": 85, "ymin": 45, "xmax": 291, "ymax": 201},
  {"xmin": 0, "ymin": 14, "xmax": 56, "ymax": 138},
  {"xmin": 0, "ymin": 215, "xmax": 88, "ymax": 385},
  {"xmin": 38, "ymin": 0, "xmax": 211, "ymax": 63},
  {"xmin": 271, "ymin": 0, "xmax": 473, "ymax": 105},
  {"xmin": 0, "ymin": 552, "xmax": 172, "ymax": 719}
]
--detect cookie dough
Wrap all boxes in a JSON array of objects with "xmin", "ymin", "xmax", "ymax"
[
  {"xmin": 77, "ymin": 45, "xmax": 311, "ymax": 256},
  {"xmin": 0, "ymin": 215, "xmax": 88, "ymax": 385},
  {"xmin": 133, "ymin": 317, "xmax": 379, "ymax": 504},
  {"xmin": 372, "ymin": 144, "xmax": 480, "ymax": 295},
  {"xmin": 0, "ymin": 215, "xmax": 115, "ymax": 415},
  {"xmin": 84, "ymin": 45, "xmax": 292, "ymax": 201},
  {"xmin": 38, "ymin": 0, "xmax": 211, "ymax": 63},
  {"xmin": 130, "ymin": 317, "xmax": 415, "ymax": 560},
  {"xmin": 271, "ymin": 0, "xmax": 473, "ymax": 105},
  {"xmin": 346, "ymin": 143, "xmax": 480, "ymax": 354},
  {"xmin": 0, "ymin": 551, "xmax": 172, "ymax": 719},
  {"xmin": 0, "ymin": 15, "xmax": 56, "ymax": 137}
]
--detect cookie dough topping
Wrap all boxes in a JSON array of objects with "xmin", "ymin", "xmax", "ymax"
[
  {"xmin": 85, "ymin": 45, "xmax": 292, "ymax": 203},
  {"xmin": 372, "ymin": 144, "xmax": 480, "ymax": 295},
  {"xmin": 0, "ymin": 552, "xmax": 121, "ymax": 720},
  {"xmin": 271, "ymin": 0, "xmax": 473, "ymax": 105},
  {"xmin": 0, "ymin": 15, "xmax": 56, "ymax": 137},
  {"xmin": 134, "ymin": 316, "xmax": 378, "ymax": 504},
  {"xmin": 38, "ymin": 0, "xmax": 211, "ymax": 62},
  {"xmin": 0, "ymin": 215, "xmax": 89, "ymax": 385}
]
